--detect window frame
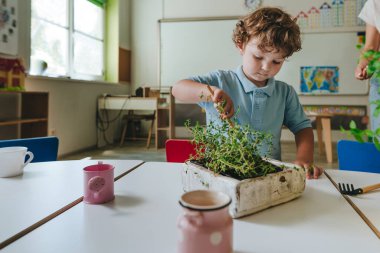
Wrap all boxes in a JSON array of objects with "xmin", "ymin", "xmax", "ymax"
[{"xmin": 31, "ymin": 0, "xmax": 106, "ymax": 81}]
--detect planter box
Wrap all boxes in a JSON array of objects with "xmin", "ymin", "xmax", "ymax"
[{"xmin": 182, "ymin": 159, "xmax": 306, "ymax": 218}]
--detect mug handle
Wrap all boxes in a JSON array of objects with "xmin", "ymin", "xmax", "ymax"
[
  {"xmin": 22, "ymin": 151, "xmax": 34, "ymax": 168},
  {"xmin": 178, "ymin": 211, "xmax": 203, "ymax": 229}
]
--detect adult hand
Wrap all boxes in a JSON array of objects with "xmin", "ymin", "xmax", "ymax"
[{"xmin": 355, "ymin": 60, "xmax": 371, "ymax": 80}]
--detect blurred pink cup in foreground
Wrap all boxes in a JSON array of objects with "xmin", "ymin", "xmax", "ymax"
[{"xmin": 83, "ymin": 162, "xmax": 114, "ymax": 204}]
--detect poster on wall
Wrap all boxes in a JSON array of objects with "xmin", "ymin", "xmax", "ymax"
[
  {"xmin": 300, "ymin": 66, "xmax": 339, "ymax": 94},
  {"xmin": 295, "ymin": 0, "xmax": 366, "ymax": 30},
  {"xmin": 0, "ymin": 0, "xmax": 18, "ymax": 55}
]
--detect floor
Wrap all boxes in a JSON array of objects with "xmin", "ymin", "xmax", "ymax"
[{"xmin": 62, "ymin": 140, "xmax": 339, "ymax": 169}]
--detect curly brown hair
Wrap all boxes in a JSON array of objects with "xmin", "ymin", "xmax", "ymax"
[{"xmin": 233, "ymin": 7, "xmax": 301, "ymax": 57}]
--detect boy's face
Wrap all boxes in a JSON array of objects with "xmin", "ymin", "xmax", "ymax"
[{"xmin": 238, "ymin": 38, "xmax": 286, "ymax": 87}]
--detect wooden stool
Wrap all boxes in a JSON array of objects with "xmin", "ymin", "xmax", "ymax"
[{"xmin": 119, "ymin": 111, "xmax": 156, "ymax": 148}]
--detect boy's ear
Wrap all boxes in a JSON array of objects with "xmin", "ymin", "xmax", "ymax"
[{"xmin": 236, "ymin": 42, "xmax": 244, "ymax": 55}]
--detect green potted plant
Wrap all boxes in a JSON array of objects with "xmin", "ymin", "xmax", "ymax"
[{"xmin": 182, "ymin": 117, "xmax": 306, "ymax": 218}]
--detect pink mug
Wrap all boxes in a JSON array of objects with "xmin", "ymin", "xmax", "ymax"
[
  {"xmin": 83, "ymin": 162, "xmax": 114, "ymax": 204},
  {"xmin": 178, "ymin": 190, "xmax": 233, "ymax": 253}
]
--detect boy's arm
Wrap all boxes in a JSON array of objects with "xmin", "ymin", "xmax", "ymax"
[
  {"xmin": 172, "ymin": 79, "xmax": 212, "ymax": 103},
  {"xmin": 172, "ymin": 79, "xmax": 235, "ymax": 118},
  {"xmin": 294, "ymin": 127, "xmax": 323, "ymax": 179}
]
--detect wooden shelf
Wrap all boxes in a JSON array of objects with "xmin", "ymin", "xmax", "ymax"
[
  {"xmin": 0, "ymin": 118, "xmax": 48, "ymax": 126},
  {"xmin": 155, "ymin": 88, "xmax": 175, "ymax": 149},
  {"xmin": 0, "ymin": 91, "xmax": 49, "ymax": 139}
]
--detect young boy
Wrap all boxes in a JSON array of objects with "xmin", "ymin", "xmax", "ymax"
[{"xmin": 172, "ymin": 7, "xmax": 323, "ymax": 179}]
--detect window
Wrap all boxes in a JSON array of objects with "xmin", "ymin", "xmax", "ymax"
[{"xmin": 31, "ymin": 0, "xmax": 105, "ymax": 81}]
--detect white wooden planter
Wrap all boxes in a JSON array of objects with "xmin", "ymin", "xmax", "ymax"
[{"xmin": 182, "ymin": 159, "xmax": 306, "ymax": 218}]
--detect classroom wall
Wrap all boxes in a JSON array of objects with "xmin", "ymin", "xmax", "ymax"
[
  {"xmin": 6, "ymin": 0, "xmax": 364, "ymax": 156},
  {"xmin": 13, "ymin": 0, "xmax": 131, "ymax": 156},
  {"xmin": 130, "ymin": 0, "xmax": 367, "ymax": 141}
]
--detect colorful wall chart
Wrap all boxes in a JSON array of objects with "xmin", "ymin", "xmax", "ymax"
[
  {"xmin": 0, "ymin": 0, "xmax": 18, "ymax": 55},
  {"xmin": 300, "ymin": 66, "xmax": 339, "ymax": 94},
  {"xmin": 295, "ymin": 0, "xmax": 366, "ymax": 30}
]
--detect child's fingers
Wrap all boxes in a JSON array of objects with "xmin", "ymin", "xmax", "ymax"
[
  {"xmin": 211, "ymin": 89, "xmax": 223, "ymax": 102},
  {"xmin": 305, "ymin": 167, "xmax": 311, "ymax": 179},
  {"xmin": 312, "ymin": 165, "xmax": 324, "ymax": 179},
  {"xmin": 223, "ymin": 105, "xmax": 234, "ymax": 118},
  {"xmin": 304, "ymin": 164, "xmax": 323, "ymax": 179},
  {"xmin": 211, "ymin": 94, "xmax": 219, "ymax": 103},
  {"xmin": 296, "ymin": 162, "xmax": 322, "ymax": 180}
]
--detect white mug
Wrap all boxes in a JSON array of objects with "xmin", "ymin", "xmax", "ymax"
[{"xmin": 0, "ymin": 147, "xmax": 34, "ymax": 177}]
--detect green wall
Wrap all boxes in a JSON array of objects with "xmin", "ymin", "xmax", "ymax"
[{"xmin": 105, "ymin": 0, "xmax": 119, "ymax": 82}]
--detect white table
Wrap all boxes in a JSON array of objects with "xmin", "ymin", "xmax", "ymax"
[
  {"xmin": 0, "ymin": 160, "xmax": 143, "ymax": 245},
  {"xmin": 326, "ymin": 169, "xmax": 380, "ymax": 236},
  {"xmin": 98, "ymin": 96, "xmax": 175, "ymax": 149},
  {"xmin": 3, "ymin": 162, "xmax": 380, "ymax": 253}
]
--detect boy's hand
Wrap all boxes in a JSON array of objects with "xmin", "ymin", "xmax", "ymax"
[
  {"xmin": 294, "ymin": 161, "xmax": 324, "ymax": 179},
  {"xmin": 210, "ymin": 88, "xmax": 235, "ymax": 119}
]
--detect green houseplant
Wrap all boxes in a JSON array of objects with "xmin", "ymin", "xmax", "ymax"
[
  {"xmin": 183, "ymin": 117, "xmax": 306, "ymax": 218},
  {"xmin": 342, "ymin": 49, "xmax": 380, "ymax": 151},
  {"xmin": 184, "ymin": 118, "xmax": 284, "ymax": 180}
]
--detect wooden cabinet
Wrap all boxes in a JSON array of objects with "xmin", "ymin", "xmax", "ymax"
[
  {"xmin": 0, "ymin": 91, "xmax": 49, "ymax": 140},
  {"xmin": 155, "ymin": 90, "xmax": 175, "ymax": 149}
]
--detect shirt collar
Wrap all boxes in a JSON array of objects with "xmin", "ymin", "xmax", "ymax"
[{"xmin": 236, "ymin": 66, "xmax": 275, "ymax": 97}]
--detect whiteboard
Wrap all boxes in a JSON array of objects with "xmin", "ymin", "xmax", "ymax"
[
  {"xmin": 160, "ymin": 20, "xmax": 241, "ymax": 86},
  {"xmin": 159, "ymin": 19, "xmax": 368, "ymax": 95}
]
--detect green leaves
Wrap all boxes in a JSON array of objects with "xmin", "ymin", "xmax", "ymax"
[
  {"xmin": 341, "ymin": 48, "xmax": 380, "ymax": 152},
  {"xmin": 349, "ymin": 120, "xmax": 357, "ymax": 129},
  {"xmin": 374, "ymin": 138, "xmax": 380, "ymax": 151},
  {"xmin": 341, "ymin": 120, "xmax": 380, "ymax": 151},
  {"xmin": 0, "ymin": 87, "xmax": 25, "ymax": 92},
  {"xmin": 185, "ymin": 118, "xmax": 280, "ymax": 180},
  {"xmin": 370, "ymin": 99, "xmax": 380, "ymax": 117}
]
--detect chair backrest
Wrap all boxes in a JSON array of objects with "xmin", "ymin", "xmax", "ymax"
[
  {"xmin": 165, "ymin": 139, "xmax": 197, "ymax": 163},
  {"xmin": 337, "ymin": 140, "xmax": 380, "ymax": 173},
  {"xmin": 0, "ymin": 136, "xmax": 59, "ymax": 162}
]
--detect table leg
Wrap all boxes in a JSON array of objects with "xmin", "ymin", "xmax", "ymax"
[
  {"xmin": 316, "ymin": 118, "xmax": 323, "ymax": 156},
  {"xmin": 321, "ymin": 117, "xmax": 333, "ymax": 163}
]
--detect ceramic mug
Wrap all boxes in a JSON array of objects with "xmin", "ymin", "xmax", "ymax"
[
  {"xmin": 0, "ymin": 147, "xmax": 34, "ymax": 177},
  {"xmin": 83, "ymin": 161, "xmax": 115, "ymax": 204},
  {"xmin": 178, "ymin": 190, "xmax": 233, "ymax": 253}
]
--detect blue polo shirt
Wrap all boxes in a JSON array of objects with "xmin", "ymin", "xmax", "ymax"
[{"xmin": 189, "ymin": 66, "xmax": 311, "ymax": 160}]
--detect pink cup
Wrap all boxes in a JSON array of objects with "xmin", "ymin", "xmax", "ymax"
[
  {"xmin": 83, "ymin": 162, "xmax": 115, "ymax": 204},
  {"xmin": 178, "ymin": 190, "xmax": 233, "ymax": 253}
]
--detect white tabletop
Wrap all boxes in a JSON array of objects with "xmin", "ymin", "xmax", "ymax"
[
  {"xmin": 325, "ymin": 169, "xmax": 380, "ymax": 235},
  {"xmin": 0, "ymin": 159, "xmax": 143, "ymax": 244},
  {"xmin": 3, "ymin": 162, "xmax": 380, "ymax": 253}
]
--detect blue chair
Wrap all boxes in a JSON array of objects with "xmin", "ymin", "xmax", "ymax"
[
  {"xmin": 0, "ymin": 136, "xmax": 59, "ymax": 162},
  {"xmin": 337, "ymin": 140, "xmax": 380, "ymax": 173}
]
